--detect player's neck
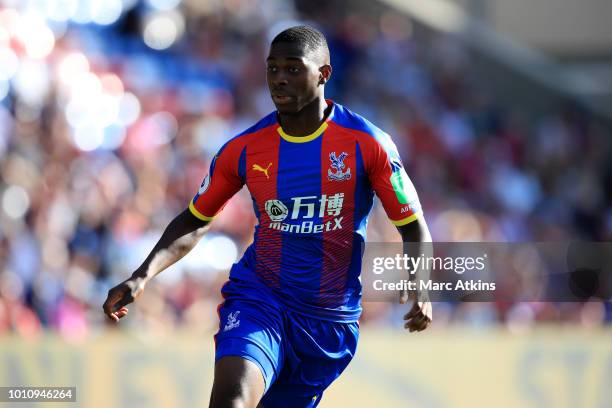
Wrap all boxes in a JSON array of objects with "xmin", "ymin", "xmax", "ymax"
[{"xmin": 278, "ymin": 97, "xmax": 329, "ymax": 137}]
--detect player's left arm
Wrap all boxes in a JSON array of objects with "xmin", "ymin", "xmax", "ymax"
[
  {"xmin": 361, "ymin": 131, "xmax": 432, "ymax": 332},
  {"xmin": 397, "ymin": 216, "xmax": 433, "ymax": 332}
]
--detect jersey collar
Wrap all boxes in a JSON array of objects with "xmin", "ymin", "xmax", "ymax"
[{"xmin": 277, "ymin": 100, "xmax": 335, "ymax": 143}]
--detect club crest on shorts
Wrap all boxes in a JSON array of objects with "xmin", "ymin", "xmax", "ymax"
[
  {"xmin": 223, "ymin": 311, "xmax": 240, "ymax": 332},
  {"xmin": 328, "ymin": 152, "xmax": 351, "ymax": 181}
]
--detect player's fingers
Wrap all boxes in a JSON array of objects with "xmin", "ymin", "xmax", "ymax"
[
  {"xmin": 115, "ymin": 308, "xmax": 129, "ymax": 319},
  {"xmin": 404, "ymin": 313, "xmax": 425, "ymax": 330},
  {"xmin": 108, "ymin": 306, "xmax": 130, "ymax": 322},
  {"xmin": 410, "ymin": 314, "xmax": 431, "ymax": 331},
  {"xmin": 406, "ymin": 320, "xmax": 427, "ymax": 332},
  {"xmin": 406, "ymin": 320, "xmax": 419, "ymax": 331},
  {"xmin": 103, "ymin": 288, "xmax": 131, "ymax": 320},
  {"xmin": 404, "ymin": 316, "xmax": 417, "ymax": 330},
  {"xmin": 415, "ymin": 311, "xmax": 432, "ymax": 331},
  {"xmin": 411, "ymin": 313, "xmax": 429, "ymax": 329},
  {"xmin": 416, "ymin": 317, "xmax": 431, "ymax": 332},
  {"xmin": 419, "ymin": 318, "xmax": 431, "ymax": 331}
]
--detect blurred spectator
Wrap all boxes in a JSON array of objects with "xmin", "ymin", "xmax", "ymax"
[{"xmin": 0, "ymin": 0, "xmax": 610, "ymax": 337}]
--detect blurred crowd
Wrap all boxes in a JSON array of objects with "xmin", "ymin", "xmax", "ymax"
[{"xmin": 0, "ymin": 0, "xmax": 611, "ymax": 340}]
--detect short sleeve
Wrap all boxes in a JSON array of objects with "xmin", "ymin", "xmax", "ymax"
[
  {"xmin": 360, "ymin": 133, "xmax": 422, "ymax": 226},
  {"xmin": 189, "ymin": 140, "xmax": 246, "ymax": 221}
]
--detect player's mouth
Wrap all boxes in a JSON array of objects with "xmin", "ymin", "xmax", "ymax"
[{"xmin": 272, "ymin": 94, "xmax": 295, "ymax": 104}]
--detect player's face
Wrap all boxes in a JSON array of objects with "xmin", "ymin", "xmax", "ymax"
[{"xmin": 266, "ymin": 42, "xmax": 325, "ymax": 114}]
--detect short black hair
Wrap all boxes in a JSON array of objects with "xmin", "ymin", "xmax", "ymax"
[{"xmin": 271, "ymin": 25, "xmax": 330, "ymax": 63}]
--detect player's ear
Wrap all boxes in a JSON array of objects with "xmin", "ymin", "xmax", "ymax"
[{"xmin": 319, "ymin": 64, "xmax": 332, "ymax": 85}]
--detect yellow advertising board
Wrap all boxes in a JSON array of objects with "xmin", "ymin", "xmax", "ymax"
[{"xmin": 1, "ymin": 328, "xmax": 610, "ymax": 407}]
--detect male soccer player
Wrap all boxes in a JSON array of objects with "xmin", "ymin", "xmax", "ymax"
[{"xmin": 103, "ymin": 25, "xmax": 432, "ymax": 407}]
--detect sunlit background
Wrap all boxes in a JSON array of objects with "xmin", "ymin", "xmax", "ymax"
[{"xmin": 0, "ymin": 0, "xmax": 611, "ymax": 406}]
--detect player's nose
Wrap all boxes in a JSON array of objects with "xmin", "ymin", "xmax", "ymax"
[{"xmin": 270, "ymin": 72, "xmax": 289, "ymax": 87}]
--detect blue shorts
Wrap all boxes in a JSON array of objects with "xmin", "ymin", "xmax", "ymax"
[{"xmin": 214, "ymin": 279, "xmax": 359, "ymax": 408}]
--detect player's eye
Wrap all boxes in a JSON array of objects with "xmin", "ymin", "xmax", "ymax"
[
  {"xmin": 267, "ymin": 66, "xmax": 277, "ymax": 73},
  {"xmin": 288, "ymin": 67, "xmax": 300, "ymax": 74}
]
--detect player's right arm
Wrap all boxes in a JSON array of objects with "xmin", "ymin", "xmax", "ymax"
[
  {"xmin": 103, "ymin": 210, "xmax": 210, "ymax": 321},
  {"xmin": 103, "ymin": 140, "xmax": 246, "ymax": 322}
]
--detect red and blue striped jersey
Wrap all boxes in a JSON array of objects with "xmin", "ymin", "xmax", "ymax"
[{"xmin": 190, "ymin": 100, "xmax": 422, "ymax": 322}]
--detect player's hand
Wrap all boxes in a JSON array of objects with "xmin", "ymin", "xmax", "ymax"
[
  {"xmin": 103, "ymin": 278, "xmax": 145, "ymax": 322},
  {"xmin": 400, "ymin": 289, "xmax": 432, "ymax": 332}
]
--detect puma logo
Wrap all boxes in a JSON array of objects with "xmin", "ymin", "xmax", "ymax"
[{"xmin": 252, "ymin": 163, "xmax": 272, "ymax": 179}]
